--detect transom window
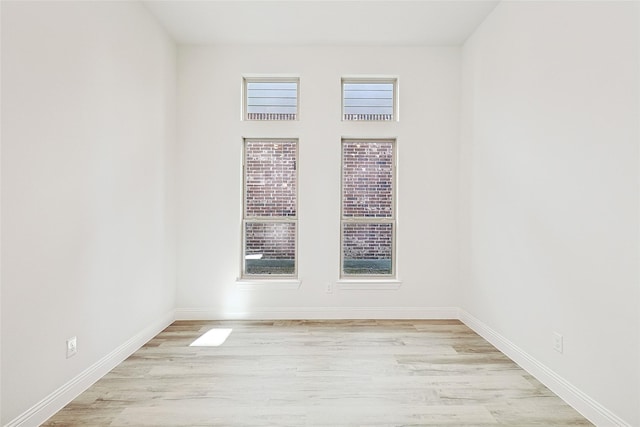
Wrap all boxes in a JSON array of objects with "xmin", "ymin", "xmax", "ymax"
[
  {"xmin": 342, "ymin": 78, "xmax": 397, "ymax": 121},
  {"xmin": 242, "ymin": 139, "xmax": 298, "ymax": 277},
  {"xmin": 341, "ymin": 139, "xmax": 396, "ymax": 277},
  {"xmin": 244, "ymin": 78, "xmax": 299, "ymax": 121}
]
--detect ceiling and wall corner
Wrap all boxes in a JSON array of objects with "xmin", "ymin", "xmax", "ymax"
[{"xmin": 142, "ymin": 0, "xmax": 500, "ymax": 46}]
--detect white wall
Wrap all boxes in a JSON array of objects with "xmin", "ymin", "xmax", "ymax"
[
  {"xmin": 0, "ymin": 2, "xmax": 3, "ymax": 421},
  {"xmin": 1, "ymin": 1, "xmax": 177, "ymax": 424},
  {"xmin": 176, "ymin": 46, "xmax": 461, "ymax": 317},
  {"xmin": 461, "ymin": 2, "xmax": 639, "ymax": 425},
  {"xmin": 3, "ymin": 1, "xmax": 637, "ymax": 425}
]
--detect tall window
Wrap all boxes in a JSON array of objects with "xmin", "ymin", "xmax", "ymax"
[
  {"xmin": 342, "ymin": 78, "xmax": 396, "ymax": 121},
  {"xmin": 341, "ymin": 139, "xmax": 396, "ymax": 277},
  {"xmin": 243, "ymin": 139, "xmax": 298, "ymax": 277},
  {"xmin": 244, "ymin": 78, "xmax": 299, "ymax": 121}
]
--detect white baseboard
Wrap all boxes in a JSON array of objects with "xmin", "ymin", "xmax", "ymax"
[
  {"xmin": 458, "ymin": 309, "xmax": 631, "ymax": 427},
  {"xmin": 5, "ymin": 310, "xmax": 175, "ymax": 427},
  {"xmin": 175, "ymin": 306, "xmax": 459, "ymax": 320}
]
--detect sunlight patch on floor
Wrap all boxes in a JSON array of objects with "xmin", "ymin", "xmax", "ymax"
[{"xmin": 189, "ymin": 328, "xmax": 233, "ymax": 347}]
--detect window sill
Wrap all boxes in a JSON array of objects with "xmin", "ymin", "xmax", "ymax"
[
  {"xmin": 336, "ymin": 279, "xmax": 402, "ymax": 290},
  {"xmin": 235, "ymin": 278, "xmax": 301, "ymax": 291}
]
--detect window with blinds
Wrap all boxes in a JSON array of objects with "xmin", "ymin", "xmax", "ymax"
[
  {"xmin": 342, "ymin": 79, "xmax": 396, "ymax": 121},
  {"xmin": 244, "ymin": 78, "xmax": 299, "ymax": 121}
]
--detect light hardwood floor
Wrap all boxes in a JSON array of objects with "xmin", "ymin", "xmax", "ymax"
[{"xmin": 43, "ymin": 320, "xmax": 592, "ymax": 426}]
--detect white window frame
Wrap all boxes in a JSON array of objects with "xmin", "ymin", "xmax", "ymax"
[
  {"xmin": 341, "ymin": 77, "xmax": 398, "ymax": 122},
  {"xmin": 241, "ymin": 138, "xmax": 299, "ymax": 279},
  {"xmin": 340, "ymin": 138, "xmax": 397, "ymax": 279},
  {"xmin": 243, "ymin": 77, "xmax": 300, "ymax": 121}
]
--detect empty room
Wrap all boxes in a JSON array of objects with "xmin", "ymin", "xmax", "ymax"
[{"xmin": 1, "ymin": 0, "xmax": 639, "ymax": 426}]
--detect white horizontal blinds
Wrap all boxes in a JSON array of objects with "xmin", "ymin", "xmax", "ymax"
[
  {"xmin": 343, "ymin": 80, "xmax": 394, "ymax": 121},
  {"xmin": 246, "ymin": 80, "xmax": 298, "ymax": 120}
]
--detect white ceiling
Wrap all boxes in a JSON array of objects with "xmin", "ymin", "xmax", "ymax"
[{"xmin": 143, "ymin": 1, "xmax": 500, "ymax": 46}]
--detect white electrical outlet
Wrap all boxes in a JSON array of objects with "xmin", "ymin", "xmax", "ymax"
[
  {"xmin": 66, "ymin": 336, "xmax": 77, "ymax": 358},
  {"xmin": 552, "ymin": 332, "xmax": 563, "ymax": 354},
  {"xmin": 326, "ymin": 282, "xmax": 333, "ymax": 293}
]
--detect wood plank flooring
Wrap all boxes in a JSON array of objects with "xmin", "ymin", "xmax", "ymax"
[{"xmin": 43, "ymin": 320, "xmax": 592, "ymax": 426}]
